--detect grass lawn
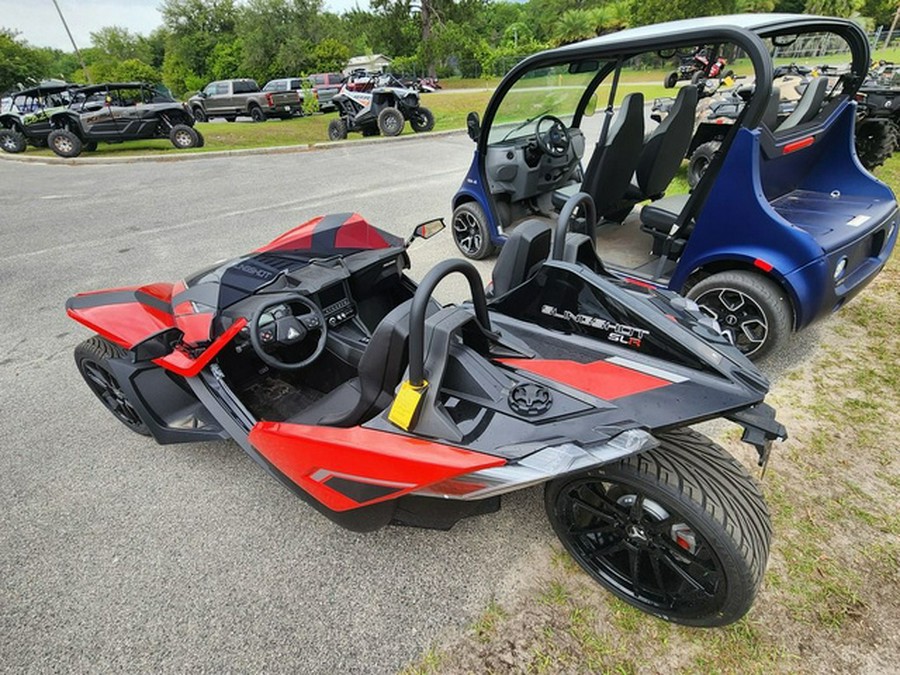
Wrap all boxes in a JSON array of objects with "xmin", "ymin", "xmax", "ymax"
[{"xmin": 13, "ymin": 73, "xmax": 681, "ymax": 159}]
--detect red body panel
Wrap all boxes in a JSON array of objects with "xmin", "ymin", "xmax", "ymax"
[
  {"xmin": 153, "ymin": 318, "xmax": 246, "ymax": 377},
  {"xmin": 499, "ymin": 358, "xmax": 670, "ymax": 400},
  {"xmin": 67, "ymin": 284, "xmax": 239, "ymax": 377},
  {"xmin": 257, "ymin": 216, "xmax": 322, "ymax": 253},
  {"xmin": 248, "ymin": 422, "xmax": 506, "ymax": 511},
  {"xmin": 255, "ymin": 213, "xmax": 393, "ymax": 254},
  {"xmin": 67, "ymin": 285, "xmax": 175, "ymax": 349}
]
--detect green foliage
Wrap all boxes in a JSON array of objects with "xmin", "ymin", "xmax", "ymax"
[
  {"xmin": 207, "ymin": 38, "xmax": 243, "ymax": 80},
  {"xmin": 300, "ymin": 78, "xmax": 319, "ymax": 115},
  {"xmin": 0, "ymin": 29, "xmax": 51, "ymax": 92},
  {"xmin": 804, "ymin": 0, "xmax": 864, "ymax": 16},
  {"xmin": 312, "ymin": 38, "xmax": 350, "ymax": 73},
  {"xmin": 630, "ymin": 0, "xmax": 739, "ymax": 29}
]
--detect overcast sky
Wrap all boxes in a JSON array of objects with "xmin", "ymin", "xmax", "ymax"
[{"xmin": 1, "ymin": 0, "xmax": 369, "ymax": 51}]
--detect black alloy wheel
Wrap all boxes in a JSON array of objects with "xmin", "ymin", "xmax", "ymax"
[
  {"xmin": 546, "ymin": 429, "xmax": 771, "ymax": 626},
  {"xmin": 75, "ymin": 336, "xmax": 150, "ymax": 436}
]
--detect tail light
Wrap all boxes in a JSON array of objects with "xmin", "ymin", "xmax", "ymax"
[{"xmin": 266, "ymin": 93, "xmax": 274, "ymax": 106}]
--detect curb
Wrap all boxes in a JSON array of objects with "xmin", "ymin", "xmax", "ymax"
[{"xmin": 0, "ymin": 128, "xmax": 469, "ymax": 166}]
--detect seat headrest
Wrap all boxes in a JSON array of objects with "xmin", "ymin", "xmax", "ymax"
[
  {"xmin": 491, "ymin": 220, "xmax": 552, "ymax": 297},
  {"xmin": 776, "ymin": 77, "xmax": 828, "ymax": 132}
]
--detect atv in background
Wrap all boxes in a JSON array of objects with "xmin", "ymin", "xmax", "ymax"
[
  {"xmin": 652, "ymin": 64, "xmax": 819, "ymax": 187},
  {"xmin": 46, "ymin": 82, "xmax": 203, "ymax": 158},
  {"xmin": 0, "ymin": 82, "xmax": 76, "ymax": 154},
  {"xmin": 663, "ymin": 46, "xmax": 732, "ymax": 89},
  {"xmin": 327, "ymin": 74, "xmax": 435, "ymax": 140},
  {"xmin": 854, "ymin": 62, "xmax": 900, "ymax": 170}
]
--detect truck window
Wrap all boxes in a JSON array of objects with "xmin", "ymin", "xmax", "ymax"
[
  {"xmin": 233, "ymin": 80, "xmax": 260, "ymax": 94},
  {"xmin": 204, "ymin": 83, "xmax": 220, "ymax": 96}
]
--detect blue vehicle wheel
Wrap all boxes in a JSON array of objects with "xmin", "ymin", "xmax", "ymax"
[
  {"xmin": 687, "ymin": 271, "xmax": 791, "ymax": 360},
  {"xmin": 451, "ymin": 201, "xmax": 495, "ymax": 260}
]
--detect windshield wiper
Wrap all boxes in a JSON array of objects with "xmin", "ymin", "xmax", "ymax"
[{"xmin": 501, "ymin": 108, "xmax": 552, "ymax": 142}]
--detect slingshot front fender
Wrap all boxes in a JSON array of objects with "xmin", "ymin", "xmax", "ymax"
[{"xmin": 248, "ymin": 422, "xmax": 506, "ymax": 512}]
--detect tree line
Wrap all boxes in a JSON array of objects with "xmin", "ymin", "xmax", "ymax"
[{"xmin": 1, "ymin": 0, "xmax": 893, "ymax": 96}]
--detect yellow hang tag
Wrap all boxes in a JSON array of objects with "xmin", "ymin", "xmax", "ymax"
[
  {"xmin": 723, "ymin": 76, "xmax": 734, "ymax": 87},
  {"xmin": 388, "ymin": 379, "xmax": 429, "ymax": 430}
]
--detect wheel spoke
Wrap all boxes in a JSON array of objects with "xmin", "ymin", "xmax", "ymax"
[
  {"xmin": 649, "ymin": 553, "xmax": 669, "ymax": 599},
  {"xmin": 568, "ymin": 523, "xmax": 619, "ymax": 536},
  {"xmin": 629, "ymin": 493, "xmax": 645, "ymax": 521},
  {"xmin": 585, "ymin": 483, "xmax": 629, "ymax": 514},
  {"xmin": 570, "ymin": 495, "xmax": 621, "ymax": 524},
  {"xmin": 658, "ymin": 551, "xmax": 708, "ymax": 592},
  {"xmin": 591, "ymin": 536, "xmax": 627, "ymax": 558}
]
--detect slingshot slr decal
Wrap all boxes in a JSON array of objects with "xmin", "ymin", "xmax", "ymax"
[{"xmin": 541, "ymin": 304, "xmax": 650, "ymax": 348}]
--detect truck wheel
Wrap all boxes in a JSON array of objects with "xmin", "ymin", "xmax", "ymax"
[
  {"xmin": 327, "ymin": 118, "xmax": 347, "ymax": 140},
  {"xmin": 686, "ymin": 270, "xmax": 791, "ymax": 360},
  {"xmin": 855, "ymin": 119, "xmax": 895, "ymax": 170},
  {"xmin": 545, "ymin": 428, "xmax": 771, "ymax": 627},
  {"xmin": 409, "ymin": 106, "xmax": 435, "ymax": 133},
  {"xmin": 170, "ymin": 124, "xmax": 201, "ymax": 149},
  {"xmin": 687, "ymin": 141, "xmax": 721, "ymax": 188},
  {"xmin": 195, "ymin": 129, "xmax": 205, "ymax": 148},
  {"xmin": 664, "ymin": 71, "xmax": 679, "ymax": 89},
  {"xmin": 0, "ymin": 128, "xmax": 27, "ymax": 153},
  {"xmin": 377, "ymin": 107, "xmax": 404, "ymax": 137},
  {"xmin": 192, "ymin": 107, "xmax": 208, "ymax": 123},
  {"xmin": 249, "ymin": 105, "xmax": 266, "ymax": 123},
  {"xmin": 75, "ymin": 336, "xmax": 151, "ymax": 436},
  {"xmin": 48, "ymin": 128, "xmax": 83, "ymax": 158},
  {"xmin": 452, "ymin": 201, "xmax": 495, "ymax": 260}
]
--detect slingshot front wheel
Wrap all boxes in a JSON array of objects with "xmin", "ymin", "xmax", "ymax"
[
  {"xmin": 75, "ymin": 336, "xmax": 150, "ymax": 436},
  {"xmin": 545, "ymin": 429, "xmax": 771, "ymax": 627}
]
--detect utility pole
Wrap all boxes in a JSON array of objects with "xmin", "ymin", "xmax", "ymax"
[
  {"xmin": 885, "ymin": 4, "xmax": 900, "ymax": 50},
  {"xmin": 51, "ymin": 0, "xmax": 91, "ymax": 82}
]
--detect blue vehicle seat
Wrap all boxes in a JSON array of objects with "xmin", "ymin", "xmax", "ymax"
[
  {"xmin": 491, "ymin": 220, "xmax": 552, "ymax": 297},
  {"xmin": 553, "ymin": 92, "xmax": 645, "ymax": 218},
  {"xmin": 776, "ymin": 77, "xmax": 828, "ymax": 132}
]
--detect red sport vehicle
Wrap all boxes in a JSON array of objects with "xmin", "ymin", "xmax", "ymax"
[{"xmin": 66, "ymin": 207, "xmax": 784, "ymax": 626}]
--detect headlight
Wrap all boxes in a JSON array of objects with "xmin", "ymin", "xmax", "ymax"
[{"xmin": 833, "ymin": 256, "xmax": 848, "ymax": 281}]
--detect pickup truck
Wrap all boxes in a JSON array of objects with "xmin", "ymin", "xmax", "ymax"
[
  {"xmin": 308, "ymin": 73, "xmax": 345, "ymax": 112},
  {"xmin": 188, "ymin": 79, "xmax": 302, "ymax": 122}
]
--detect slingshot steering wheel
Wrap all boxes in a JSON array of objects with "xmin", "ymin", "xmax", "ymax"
[
  {"xmin": 535, "ymin": 115, "xmax": 571, "ymax": 158},
  {"xmin": 249, "ymin": 293, "xmax": 328, "ymax": 371}
]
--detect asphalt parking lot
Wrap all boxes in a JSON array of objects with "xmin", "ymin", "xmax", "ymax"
[
  {"xmin": 0, "ymin": 136, "xmax": 816, "ymax": 672},
  {"xmin": 0, "ymin": 137, "xmax": 559, "ymax": 673}
]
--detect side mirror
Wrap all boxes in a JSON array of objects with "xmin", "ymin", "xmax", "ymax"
[
  {"xmin": 198, "ymin": 90, "xmax": 207, "ymax": 98},
  {"xmin": 408, "ymin": 218, "xmax": 445, "ymax": 243},
  {"xmin": 466, "ymin": 111, "xmax": 480, "ymax": 142}
]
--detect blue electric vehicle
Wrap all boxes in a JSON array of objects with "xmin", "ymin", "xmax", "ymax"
[{"xmin": 452, "ymin": 14, "xmax": 898, "ymax": 358}]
